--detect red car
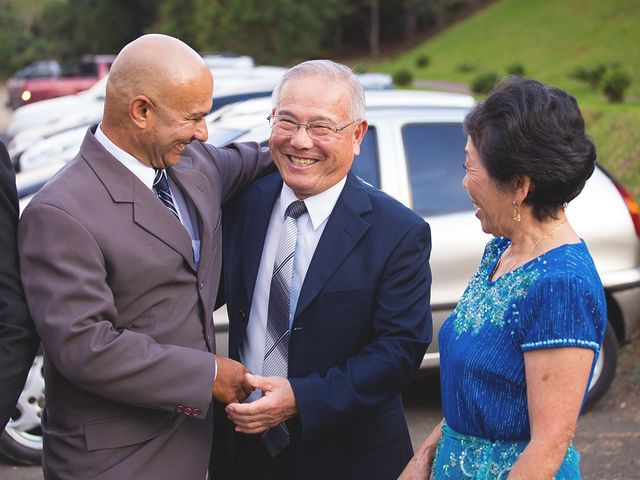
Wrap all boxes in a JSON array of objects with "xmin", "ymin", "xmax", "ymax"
[{"xmin": 7, "ymin": 55, "xmax": 114, "ymax": 110}]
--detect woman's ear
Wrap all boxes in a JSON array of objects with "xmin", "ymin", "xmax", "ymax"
[{"xmin": 513, "ymin": 175, "xmax": 532, "ymax": 204}]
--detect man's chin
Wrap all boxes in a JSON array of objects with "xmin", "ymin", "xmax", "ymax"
[{"xmin": 162, "ymin": 154, "xmax": 183, "ymax": 168}]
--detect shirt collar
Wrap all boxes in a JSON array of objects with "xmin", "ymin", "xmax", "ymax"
[
  {"xmin": 279, "ymin": 176, "xmax": 347, "ymax": 230},
  {"xmin": 94, "ymin": 123, "xmax": 156, "ymax": 190}
]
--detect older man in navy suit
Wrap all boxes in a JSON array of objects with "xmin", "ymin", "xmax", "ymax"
[{"xmin": 218, "ymin": 60, "xmax": 433, "ymax": 480}]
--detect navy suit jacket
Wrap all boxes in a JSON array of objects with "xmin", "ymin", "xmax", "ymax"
[{"xmin": 220, "ymin": 172, "xmax": 432, "ymax": 479}]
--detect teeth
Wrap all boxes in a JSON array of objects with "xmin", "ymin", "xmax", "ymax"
[{"xmin": 291, "ymin": 157, "xmax": 318, "ymax": 166}]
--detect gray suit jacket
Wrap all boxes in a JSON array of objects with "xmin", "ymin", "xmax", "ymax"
[{"xmin": 18, "ymin": 128, "xmax": 271, "ymax": 479}]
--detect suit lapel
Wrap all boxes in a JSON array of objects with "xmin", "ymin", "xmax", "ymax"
[
  {"xmin": 80, "ymin": 130, "xmax": 195, "ymax": 270},
  {"xmin": 243, "ymin": 176, "xmax": 282, "ymax": 304},
  {"xmin": 294, "ymin": 174, "xmax": 372, "ymax": 318},
  {"xmin": 170, "ymin": 158, "xmax": 213, "ymax": 266}
]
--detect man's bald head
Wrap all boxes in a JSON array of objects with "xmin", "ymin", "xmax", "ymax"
[
  {"xmin": 104, "ymin": 34, "xmax": 212, "ymax": 124},
  {"xmin": 101, "ymin": 34, "xmax": 213, "ymax": 168}
]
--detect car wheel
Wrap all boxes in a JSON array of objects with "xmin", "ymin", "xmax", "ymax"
[
  {"xmin": 0, "ymin": 355, "xmax": 44, "ymax": 465},
  {"xmin": 583, "ymin": 322, "xmax": 618, "ymax": 412}
]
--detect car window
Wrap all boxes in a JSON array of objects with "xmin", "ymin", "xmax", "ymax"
[
  {"xmin": 211, "ymin": 91, "xmax": 272, "ymax": 113},
  {"xmin": 17, "ymin": 61, "xmax": 60, "ymax": 78},
  {"xmin": 402, "ymin": 123, "xmax": 470, "ymax": 216},
  {"xmin": 351, "ymin": 126, "xmax": 380, "ymax": 188}
]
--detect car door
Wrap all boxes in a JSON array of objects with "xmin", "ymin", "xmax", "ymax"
[{"xmin": 366, "ymin": 108, "xmax": 491, "ymax": 365}]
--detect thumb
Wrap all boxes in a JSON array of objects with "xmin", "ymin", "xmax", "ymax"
[{"xmin": 245, "ymin": 373, "xmax": 267, "ymax": 389}]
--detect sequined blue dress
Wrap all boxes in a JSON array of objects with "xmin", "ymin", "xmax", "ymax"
[{"xmin": 434, "ymin": 237, "xmax": 606, "ymax": 479}]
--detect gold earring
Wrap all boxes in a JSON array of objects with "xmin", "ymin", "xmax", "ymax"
[{"xmin": 512, "ymin": 200, "xmax": 521, "ymax": 223}]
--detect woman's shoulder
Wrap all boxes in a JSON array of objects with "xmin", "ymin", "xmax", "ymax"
[
  {"xmin": 537, "ymin": 240, "xmax": 602, "ymax": 286},
  {"xmin": 524, "ymin": 241, "xmax": 606, "ymax": 318}
]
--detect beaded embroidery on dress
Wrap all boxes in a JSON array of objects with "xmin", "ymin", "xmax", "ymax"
[{"xmin": 433, "ymin": 237, "xmax": 606, "ymax": 479}]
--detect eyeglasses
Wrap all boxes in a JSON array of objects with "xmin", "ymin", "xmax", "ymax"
[{"xmin": 267, "ymin": 114, "xmax": 359, "ymax": 141}]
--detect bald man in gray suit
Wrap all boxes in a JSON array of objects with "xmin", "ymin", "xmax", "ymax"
[{"xmin": 18, "ymin": 34, "xmax": 271, "ymax": 479}]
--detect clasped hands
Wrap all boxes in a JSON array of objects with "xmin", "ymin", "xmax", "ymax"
[{"xmin": 212, "ymin": 357, "xmax": 297, "ymax": 433}]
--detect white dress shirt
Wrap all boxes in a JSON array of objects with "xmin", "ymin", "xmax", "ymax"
[{"xmin": 241, "ymin": 178, "xmax": 347, "ymax": 402}]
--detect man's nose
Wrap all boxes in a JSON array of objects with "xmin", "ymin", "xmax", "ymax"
[
  {"xmin": 290, "ymin": 125, "xmax": 313, "ymax": 149},
  {"xmin": 194, "ymin": 118, "xmax": 208, "ymax": 142}
]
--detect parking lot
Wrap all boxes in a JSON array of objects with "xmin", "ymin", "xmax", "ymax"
[
  {"xmin": 2, "ymin": 84, "xmax": 639, "ymax": 480},
  {"xmin": 1, "ymin": 335, "xmax": 639, "ymax": 479}
]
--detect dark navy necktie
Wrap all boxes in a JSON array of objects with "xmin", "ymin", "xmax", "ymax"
[{"xmin": 153, "ymin": 168, "xmax": 179, "ymax": 219}]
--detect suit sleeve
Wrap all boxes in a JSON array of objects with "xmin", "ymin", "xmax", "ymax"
[
  {"xmin": 290, "ymin": 220, "xmax": 433, "ymax": 438},
  {"xmin": 0, "ymin": 142, "xmax": 39, "ymax": 430},
  {"xmin": 202, "ymin": 141, "xmax": 275, "ymax": 203},
  {"xmin": 18, "ymin": 202, "xmax": 215, "ymax": 417}
]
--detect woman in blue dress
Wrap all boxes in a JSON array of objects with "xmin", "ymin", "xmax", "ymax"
[{"xmin": 400, "ymin": 76, "xmax": 606, "ymax": 479}]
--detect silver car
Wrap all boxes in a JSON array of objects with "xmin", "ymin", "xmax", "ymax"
[
  {"xmin": 4, "ymin": 89, "xmax": 640, "ymax": 465},
  {"xmin": 203, "ymin": 92, "xmax": 640, "ymax": 408}
]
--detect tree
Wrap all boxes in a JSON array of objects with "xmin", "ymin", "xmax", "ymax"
[
  {"xmin": 40, "ymin": 0, "xmax": 161, "ymax": 59},
  {"xmin": 1, "ymin": 0, "xmax": 493, "ymax": 75},
  {"xmin": 0, "ymin": 1, "xmax": 27, "ymax": 76},
  {"xmin": 368, "ymin": 0, "xmax": 380, "ymax": 57},
  {"xmin": 153, "ymin": 0, "xmax": 344, "ymax": 64}
]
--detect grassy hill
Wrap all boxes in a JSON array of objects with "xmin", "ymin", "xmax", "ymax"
[{"xmin": 360, "ymin": 0, "xmax": 640, "ymax": 199}]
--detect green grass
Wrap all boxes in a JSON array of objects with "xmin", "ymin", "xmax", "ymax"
[
  {"xmin": 358, "ymin": 0, "xmax": 640, "ymax": 199},
  {"xmin": 583, "ymin": 104, "xmax": 640, "ymax": 199}
]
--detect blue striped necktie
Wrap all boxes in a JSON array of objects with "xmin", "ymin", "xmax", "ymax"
[
  {"xmin": 153, "ymin": 168, "xmax": 179, "ymax": 220},
  {"xmin": 261, "ymin": 199, "xmax": 307, "ymax": 457}
]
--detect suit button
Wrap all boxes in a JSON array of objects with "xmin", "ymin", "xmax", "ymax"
[
  {"xmin": 184, "ymin": 407, "xmax": 192, "ymax": 416},
  {"xmin": 239, "ymin": 311, "xmax": 246, "ymax": 320},
  {"xmin": 193, "ymin": 408, "xmax": 201, "ymax": 416},
  {"xmin": 176, "ymin": 405, "xmax": 184, "ymax": 413},
  {"xmin": 199, "ymin": 282, "xmax": 204, "ymax": 290}
]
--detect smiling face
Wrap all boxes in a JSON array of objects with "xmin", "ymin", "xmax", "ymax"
[
  {"xmin": 463, "ymin": 136, "xmax": 514, "ymax": 236},
  {"xmin": 143, "ymin": 67, "xmax": 213, "ymax": 169},
  {"xmin": 269, "ymin": 76, "xmax": 367, "ymax": 199}
]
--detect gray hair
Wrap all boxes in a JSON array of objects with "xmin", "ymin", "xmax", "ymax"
[{"xmin": 271, "ymin": 59, "xmax": 365, "ymax": 121}]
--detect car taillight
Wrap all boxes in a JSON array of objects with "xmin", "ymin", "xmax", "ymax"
[
  {"xmin": 614, "ymin": 182, "xmax": 640, "ymax": 239},
  {"xmin": 21, "ymin": 90, "xmax": 32, "ymax": 102}
]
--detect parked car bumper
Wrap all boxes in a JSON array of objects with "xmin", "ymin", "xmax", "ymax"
[{"xmin": 603, "ymin": 266, "xmax": 640, "ymax": 343}]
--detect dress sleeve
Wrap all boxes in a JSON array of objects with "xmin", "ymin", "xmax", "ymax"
[{"xmin": 519, "ymin": 272, "xmax": 605, "ymax": 353}]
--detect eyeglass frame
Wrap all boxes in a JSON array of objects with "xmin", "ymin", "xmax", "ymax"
[{"xmin": 267, "ymin": 114, "xmax": 360, "ymax": 139}]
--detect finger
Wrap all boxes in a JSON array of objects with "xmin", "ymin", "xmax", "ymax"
[
  {"xmin": 226, "ymin": 410, "xmax": 270, "ymax": 424},
  {"xmin": 234, "ymin": 424, "xmax": 269, "ymax": 434},
  {"xmin": 226, "ymin": 413, "xmax": 272, "ymax": 430},
  {"xmin": 244, "ymin": 373, "xmax": 268, "ymax": 389},
  {"xmin": 226, "ymin": 403, "xmax": 259, "ymax": 415},
  {"xmin": 241, "ymin": 382, "xmax": 254, "ymax": 397},
  {"xmin": 226, "ymin": 396, "xmax": 274, "ymax": 415},
  {"xmin": 226, "ymin": 414, "xmax": 252, "ymax": 427}
]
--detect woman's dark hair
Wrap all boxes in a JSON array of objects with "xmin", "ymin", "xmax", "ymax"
[{"xmin": 464, "ymin": 76, "xmax": 596, "ymax": 221}]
